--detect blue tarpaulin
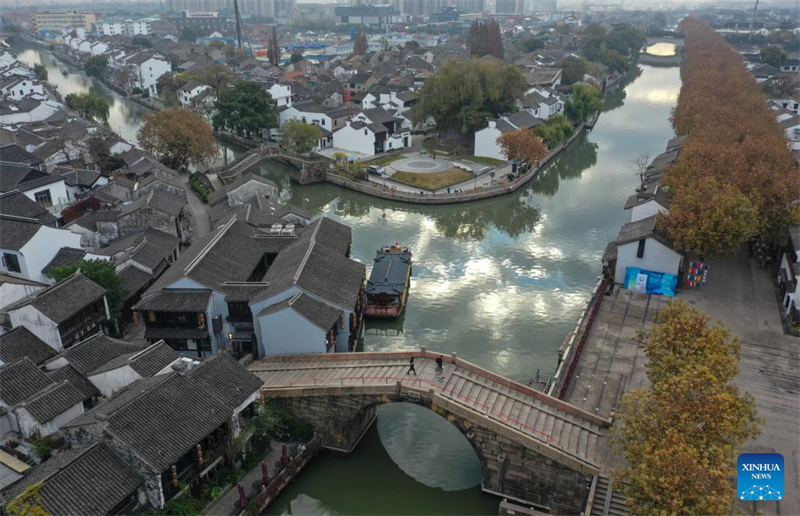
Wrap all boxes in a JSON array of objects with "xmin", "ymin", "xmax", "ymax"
[{"xmin": 623, "ymin": 267, "xmax": 677, "ymax": 297}]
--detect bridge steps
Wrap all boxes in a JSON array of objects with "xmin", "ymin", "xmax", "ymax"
[
  {"xmin": 589, "ymin": 475, "xmax": 629, "ymax": 516},
  {"xmin": 253, "ymin": 354, "xmax": 607, "ymax": 471}
]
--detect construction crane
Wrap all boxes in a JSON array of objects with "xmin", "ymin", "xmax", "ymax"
[
  {"xmin": 748, "ymin": 0, "xmax": 759, "ymax": 42},
  {"xmin": 233, "ymin": 0, "xmax": 253, "ymax": 55}
]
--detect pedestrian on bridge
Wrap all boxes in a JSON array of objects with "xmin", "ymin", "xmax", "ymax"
[
  {"xmin": 435, "ymin": 356, "xmax": 444, "ymax": 381},
  {"xmin": 407, "ymin": 356, "xmax": 417, "ymax": 376}
]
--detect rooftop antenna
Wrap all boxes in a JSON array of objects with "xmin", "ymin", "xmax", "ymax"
[{"xmin": 747, "ymin": 0, "xmax": 759, "ymax": 42}]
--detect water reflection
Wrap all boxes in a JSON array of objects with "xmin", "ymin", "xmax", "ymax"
[
  {"xmin": 645, "ymin": 42, "xmax": 677, "ymax": 56},
  {"xmin": 530, "ymin": 132, "xmax": 598, "ymax": 197}
]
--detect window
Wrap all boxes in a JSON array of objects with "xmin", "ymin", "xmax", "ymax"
[
  {"xmin": 636, "ymin": 239, "xmax": 646, "ymax": 258},
  {"xmin": 34, "ymin": 190, "xmax": 52, "ymax": 208},
  {"xmin": 2, "ymin": 253, "xmax": 20, "ymax": 273}
]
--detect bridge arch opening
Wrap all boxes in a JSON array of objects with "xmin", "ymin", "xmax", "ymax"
[{"xmin": 375, "ymin": 402, "xmax": 485, "ymax": 491}]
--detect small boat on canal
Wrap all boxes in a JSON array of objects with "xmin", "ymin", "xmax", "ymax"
[{"xmin": 365, "ymin": 243, "xmax": 412, "ymax": 318}]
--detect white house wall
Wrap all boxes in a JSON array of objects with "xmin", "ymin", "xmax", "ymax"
[
  {"xmin": 256, "ymin": 307, "xmax": 328, "ymax": 355},
  {"xmin": 627, "ymin": 201, "xmax": 667, "ymax": 224},
  {"xmin": 8, "ymin": 305, "xmax": 62, "ymax": 352},
  {"xmin": 615, "ymin": 238, "xmax": 683, "ymax": 283},
  {"xmin": 0, "ymin": 282, "xmax": 45, "ymax": 311},
  {"xmin": 88, "ymin": 365, "xmax": 143, "ymax": 397},
  {"xmin": 20, "ymin": 226, "xmax": 83, "ymax": 283},
  {"xmin": 474, "ymin": 125, "xmax": 505, "ymax": 161}
]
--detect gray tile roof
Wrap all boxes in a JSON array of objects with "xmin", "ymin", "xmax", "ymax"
[
  {"xmin": 208, "ymin": 173, "xmax": 277, "ymax": 207},
  {"xmin": 57, "ymin": 333, "xmax": 146, "ymax": 376},
  {"xmin": 602, "ymin": 241, "xmax": 617, "ymax": 263},
  {"xmin": 252, "ymin": 217, "xmax": 364, "ymax": 310},
  {"xmin": 0, "ymin": 327, "xmax": 53, "ymax": 366},
  {"xmin": 118, "ymin": 266, "xmax": 153, "ymax": 301},
  {"xmin": 89, "ymin": 340, "xmax": 178, "ymax": 377},
  {"xmin": 507, "ymin": 111, "xmax": 542, "ymax": 130},
  {"xmin": 67, "ymin": 353, "xmax": 262, "ymax": 471},
  {"xmin": 0, "ymin": 191, "xmax": 57, "ymax": 226},
  {"xmin": 67, "ymin": 210, "xmax": 119, "ymax": 232},
  {"xmin": 42, "ymin": 247, "xmax": 87, "ymax": 276},
  {"xmin": 46, "ymin": 364, "xmax": 99, "ymax": 401},
  {"xmin": 3, "ymin": 272, "xmax": 106, "ymax": 325},
  {"xmin": 615, "ymin": 215, "xmax": 673, "ymax": 249},
  {"xmin": 219, "ymin": 282, "xmax": 271, "ymax": 302},
  {"xmin": 133, "ymin": 288, "xmax": 212, "ymax": 312},
  {"xmin": 366, "ymin": 248, "xmax": 412, "ymax": 295},
  {"xmin": 0, "ymin": 357, "xmax": 53, "ymax": 406},
  {"xmin": 1, "ymin": 443, "xmax": 141, "ymax": 516},
  {"xmin": 119, "ymin": 188, "xmax": 184, "ymax": 218},
  {"xmin": 0, "ymin": 164, "xmax": 63, "ymax": 193},
  {"xmin": 0, "ymin": 214, "xmax": 41, "ymax": 251},
  {"xmin": 258, "ymin": 292, "xmax": 342, "ymax": 331},
  {"xmin": 53, "ymin": 167, "xmax": 103, "ymax": 188},
  {"xmin": 22, "ymin": 380, "xmax": 85, "ymax": 422}
]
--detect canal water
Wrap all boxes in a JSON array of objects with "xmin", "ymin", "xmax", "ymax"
[
  {"xmin": 18, "ymin": 43, "xmax": 680, "ymax": 514},
  {"xmin": 12, "ymin": 44, "xmax": 240, "ymax": 167}
]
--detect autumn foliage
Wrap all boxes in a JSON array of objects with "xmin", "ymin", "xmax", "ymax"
[
  {"xmin": 661, "ymin": 18, "xmax": 799, "ymax": 256},
  {"xmin": 497, "ymin": 129, "xmax": 548, "ymax": 165},
  {"xmin": 137, "ymin": 108, "xmax": 218, "ymax": 172},
  {"xmin": 614, "ymin": 301, "xmax": 761, "ymax": 516}
]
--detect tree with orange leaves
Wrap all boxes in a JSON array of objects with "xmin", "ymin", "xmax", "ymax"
[
  {"xmin": 496, "ymin": 129, "xmax": 548, "ymax": 166},
  {"xmin": 662, "ymin": 17, "xmax": 799, "ymax": 254}
]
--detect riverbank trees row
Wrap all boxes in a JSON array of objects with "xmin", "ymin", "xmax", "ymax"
[{"xmin": 662, "ymin": 17, "xmax": 799, "ymax": 257}]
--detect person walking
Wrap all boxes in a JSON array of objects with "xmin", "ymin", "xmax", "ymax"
[
  {"xmin": 407, "ymin": 356, "xmax": 417, "ymax": 376},
  {"xmin": 435, "ymin": 356, "xmax": 444, "ymax": 381}
]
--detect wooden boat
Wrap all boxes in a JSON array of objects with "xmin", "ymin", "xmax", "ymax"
[{"xmin": 365, "ymin": 243, "xmax": 412, "ymax": 318}]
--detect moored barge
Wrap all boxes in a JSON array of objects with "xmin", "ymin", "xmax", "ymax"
[{"xmin": 365, "ymin": 243, "xmax": 412, "ymax": 318}]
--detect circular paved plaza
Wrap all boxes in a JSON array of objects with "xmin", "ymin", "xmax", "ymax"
[{"xmin": 390, "ymin": 157, "xmax": 452, "ymax": 174}]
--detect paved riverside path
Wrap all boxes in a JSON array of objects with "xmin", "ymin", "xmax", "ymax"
[{"xmin": 250, "ymin": 351, "xmax": 609, "ymax": 473}]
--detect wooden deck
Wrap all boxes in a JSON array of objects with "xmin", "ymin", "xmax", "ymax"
[{"xmin": 249, "ymin": 351, "xmax": 610, "ymax": 474}]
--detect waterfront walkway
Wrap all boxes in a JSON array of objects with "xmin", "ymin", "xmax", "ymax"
[{"xmin": 250, "ymin": 351, "xmax": 609, "ymax": 474}]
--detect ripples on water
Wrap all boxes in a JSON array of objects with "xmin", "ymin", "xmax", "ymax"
[{"xmin": 265, "ymin": 64, "xmax": 682, "ymax": 515}]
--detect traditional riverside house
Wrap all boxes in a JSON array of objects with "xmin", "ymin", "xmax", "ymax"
[
  {"xmin": 52, "ymin": 167, "xmax": 109, "ymax": 201},
  {"xmin": 178, "ymin": 80, "xmax": 211, "ymax": 108},
  {"xmin": 248, "ymin": 217, "xmax": 366, "ymax": 355},
  {"xmin": 0, "ymin": 163, "xmax": 70, "ymax": 215},
  {"xmin": 42, "ymin": 333, "xmax": 144, "ymax": 377},
  {"xmin": 609, "ymin": 215, "xmax": 683, "ymax": 283},
  {"xmin": 623, "ymin": 184, "xmax": 670, "ymax": 224},
  {"xmin": 133, "ymin": 173, "xmax": 186, "ymax": 199},
  {"xmin": 0, "ymin": 215, "xmax": 83, "ymax": 283},
  {"xmin": 42, "ymin": 247, "xmax": 109, "ymax": 279},
  {"xmin": 0, "ymin": 357, "xmax": 85, "ymax": 438},
  {"xmin": 207, "ymin": 173, "xmax": 278, "ymax": 209},
  {"xmin": 117, "ymin": 189, "xmax": 187, "ymax": 242},
  {"xmin": 0, "ymin": 191, "xmax": 58, "ymax": 227},
  {"xmin": 134, "ymin": 215, "xmax": 364, "ymax": 359},
  {"xmin": 2, "ymin": 272, "xmax": 109, "ymax": 352},
  {"xmin": 64, "ymin": 353, "xmax": 263, "ymax": 510},
  {"xmin": 0, "ymin": 442, "xmax": 143, "ymax": 516},
  {"xmin": 474, "ymin": 111, "xmax": 542, "ymax": 161}
]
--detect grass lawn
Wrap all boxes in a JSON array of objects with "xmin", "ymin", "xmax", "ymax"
[
  {"xmin": 392, "ymin": 168, "xmax": 474, "ymax": 190},
  {"xmin": 466, "ymin": 156, "xmax": 506, "ymax": 166},
  {"xmin": 369, "ymin": 154, "xmax": 404, "ymax": 167}
]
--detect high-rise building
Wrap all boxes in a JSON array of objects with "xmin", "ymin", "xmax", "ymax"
[
  {"xmin": 443, "ymin": 0, "xmax": 485, "ymax": 13},
  {"xmin": 31, "ymin": 11, "xmax": 97, "ymax": 32},
  {"xmin": 392, "ymin": 0, "xmax": 442, "ymax": 16},
  {"xmin": 495, "ymin": 0, "xmax": 524, "ymax": 13}
]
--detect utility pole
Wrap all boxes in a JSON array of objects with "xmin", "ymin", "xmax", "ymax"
[{"xmin": 748, "ymin": 0, "xmax": 759, "ymax": 42}]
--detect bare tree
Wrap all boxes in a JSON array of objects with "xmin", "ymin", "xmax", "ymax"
[{"xmin": 631, "ymin": 151, "xmax": 650, "ymax": 192}]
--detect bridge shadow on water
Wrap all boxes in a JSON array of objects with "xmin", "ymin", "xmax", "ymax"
[{"xmin": 264, "ymin": 403, "xmax": 497, "ymax": 515}]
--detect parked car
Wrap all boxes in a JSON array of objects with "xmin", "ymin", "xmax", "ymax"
[{"xmin": 367, "ymin": 166, "xmax": 386, "ymax": 176}]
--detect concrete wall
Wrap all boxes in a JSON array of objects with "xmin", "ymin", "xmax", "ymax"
[{"xmin": 615, "ymin": 238, "xmax": 682, "ymax": 282}]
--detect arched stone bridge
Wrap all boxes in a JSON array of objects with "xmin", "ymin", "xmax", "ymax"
[{"xmin": 249, "ymin": 350, "xmax": 611, "ymax": 514}]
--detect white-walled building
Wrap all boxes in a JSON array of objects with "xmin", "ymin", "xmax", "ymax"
[
  {"xmin": 0, "ymin": 79, "xmax": 45, "ymax": 101},
  {"xmin": 623, "ymin": 185, "xmax": 670, "ymax": 224},
  {"xmin": 0, "ymin": 216, "xmax": 83, "ymax": 284},
  {"xmin": 474, "ymin": 111, "xmax": 542, "ymax": 162},
  {"xmin": 178, "ymin": 81, "xmax": 211, "ymax": 108},
  {"xmin": 611, "ymin": 215, "xmax": 683, "ymax": 283},
  {"xmin": 126, "ymin": 51, "xmax": 171, "ymax": 97}
]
